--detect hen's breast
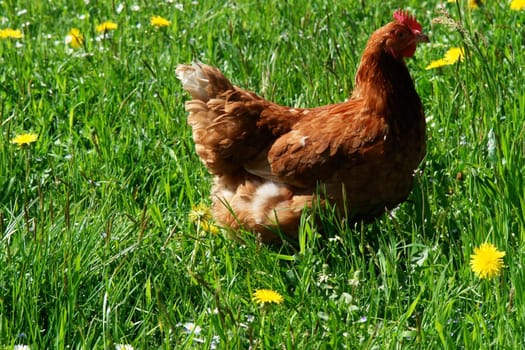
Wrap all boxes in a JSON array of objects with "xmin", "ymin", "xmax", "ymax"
[{"xmin": 327, "ymin": 105, "xmax": 426, "ymax": 218}]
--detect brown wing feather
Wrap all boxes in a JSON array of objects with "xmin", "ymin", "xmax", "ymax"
[{"xmin": 268, "ymin": 100, "xmax": 389, "ymax": 188}]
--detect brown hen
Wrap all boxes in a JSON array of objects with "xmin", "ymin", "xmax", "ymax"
[{"xmin": 177, "ymin": 10, "xmax": 428, "ymax": 242}]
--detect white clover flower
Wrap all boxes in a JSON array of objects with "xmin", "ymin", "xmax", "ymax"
[
  {"xmin": 180, "ymin": 322, "xmax": 202, "ymax": 335},
  {"xmin": 115, "ymin": 344, "xmax": 134, "ymax": 350},
  {"xmin": 14, "ymin": 346, "xmax": 31, "ymax": 350}
]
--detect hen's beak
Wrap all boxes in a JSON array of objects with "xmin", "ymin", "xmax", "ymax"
[{"xmin": 416, "ymin": 32, "xmax": 430, "ymax": 43}]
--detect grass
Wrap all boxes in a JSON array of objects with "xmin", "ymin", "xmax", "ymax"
[{"xmin": 1, "ymin": 0, "xmax": 524, "ymax": 348}]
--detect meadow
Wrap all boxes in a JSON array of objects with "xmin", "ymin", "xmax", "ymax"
[{"xmin": 1, "ymin": 0, "xmax": 524, "ymax": 348}]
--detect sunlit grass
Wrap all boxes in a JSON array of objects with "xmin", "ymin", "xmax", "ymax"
[{"xmin": 1, "ymin": 0, "xmax": 524, "ymax": 348}]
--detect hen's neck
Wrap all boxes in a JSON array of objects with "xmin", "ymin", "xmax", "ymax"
[{"xmin": 351, "ymin": 47, "xmax": 418, "ymax": 116}]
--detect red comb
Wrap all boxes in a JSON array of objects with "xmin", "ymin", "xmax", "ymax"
[{"xmin": 393, "ymin": 9, "xmax": 422, "ymax": 33}]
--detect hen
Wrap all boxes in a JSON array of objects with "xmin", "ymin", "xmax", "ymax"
[{"xmin": 177, "ymin": 10, "xmax": 428, "ymax": 242}]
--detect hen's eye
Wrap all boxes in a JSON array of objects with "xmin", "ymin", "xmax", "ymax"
[{"xmin": 396, "ymin": 31, "xmax": 406, "ymax": 39}]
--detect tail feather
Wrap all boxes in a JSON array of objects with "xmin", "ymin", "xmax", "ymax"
[
  {"xmin": 176, "ymin": 62, "xmax": 234, "ymax": 101},
  {"xmin": 177, "ymin": 62, "xmax": 273, "ymax": 175}
]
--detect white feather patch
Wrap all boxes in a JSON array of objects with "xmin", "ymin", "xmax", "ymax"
[{"xmin": 251, "ymin": 182, "xmax": 282, "ymax": 224}]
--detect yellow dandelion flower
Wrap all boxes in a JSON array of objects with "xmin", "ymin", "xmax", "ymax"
[
  {"xmin": 469, "ymin": 0, "xmax": 480, "ymax": 8},
  {"xmin": 470, "ymin": 242, "xmax": 505, "ymax": 279},
  {"xmin": 96, "ymin": 21, "xmax": 118, "ymax": 33},
  {"xmin": 65, "ymin": 28, "xmax": 84, "ymax": 48},
  {"xmin": 0, "ymin": 28, "xmax": 23, "ymax": 39},
  {"xmin": 511, "ymin": 0, "xmax": 525, "ymax": 10},
  {"xmin": 200, "ymin": 221, "xmax": 220, "ymax": 235},
  {"xmin": 208, "ymin": 224, "xmax": 220, "ymax": 235},
  {"xmin": 188, "ymin": 203, "xmax": 212, "ymax": 223},
  {"xmin": 447, "ymin": 0, "xmax": 480, "ymax": 8},
  {"xmin": 425, "ymin": 59, "xmax": 448, "ymax": 70},
  {"xmin": 252, "ymin": 289, "xmax": 284, "ymax": 305},
  {"xmin": 151, "ymin": 16, "xmax": 171, "ymax": 27},
  {"xmin": 426, "ymin": 47, "xmax": 464, "ymax": 70},
  {"xmin": 443, "ymin": 47, "xmax": 465, "ymax": 62},
  {"xmin": 11, "ymin": 133, "xmax": 38, "ymax": 147}
]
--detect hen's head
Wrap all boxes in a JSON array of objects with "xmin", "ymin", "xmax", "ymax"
[{"xmin": 378, "ymin": 10, "xmax": 429, "ymax": 59}]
